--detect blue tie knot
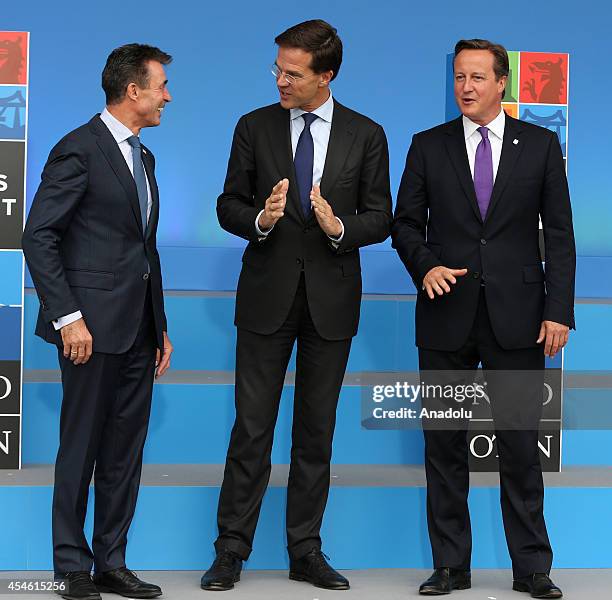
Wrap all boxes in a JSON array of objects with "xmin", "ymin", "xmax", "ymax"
[
  {"xmin": 302, "ymin": 113, "xmax": 318, "ymax": 128},
  {"xmin": 127, "ymin": 135, "xmax": 141, "ymax": 149},
  {"xmin": 477, "ymin": 126, "xmax": 490, "ymax": 140}
]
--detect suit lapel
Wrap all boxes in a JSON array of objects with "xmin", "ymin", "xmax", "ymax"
[
  {"xmin": 484, "ymin": 115, "xmax": 525, "ymax": 223},
  {"xmin": 319, "ymin": 101, "xmax": 356, "ymax": 203},
  {"xmin": 444, "ymin": 117, "xmax": 483, "ymax": 223},
  {"xmin": 266, "ymin": 105, "xmax": 303, "ymax": 223},
  {"xmin": 90, "ymin": 115, "xmax": 144, "ymax": 234},
  {"xmin": 141, "ymin": 146, "xmax": 158, "ymax": 239}
]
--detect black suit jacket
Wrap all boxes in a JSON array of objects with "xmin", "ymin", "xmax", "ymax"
[
  {"xmin": 22, "ymin": 114, "xmax": 167, "ymax": 354},
  {"xmin": 392, "ymin": 114, "xmax": 576, "ymax": 351},
  {"xmin": 217, "ymin": 100, "xmax": 392, "ymax": 340}
]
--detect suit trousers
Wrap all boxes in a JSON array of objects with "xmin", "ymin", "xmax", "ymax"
[
  {"xmin": 52, "ymin": 286, "xmax": 156, "ymax": 574},
  {"xmin": 215, "ymin": 274, "xmax": 352, "ymax": 560},
  {"xmin": 418, "ymin": 288, "xmax": 551, "ymax": 578}
]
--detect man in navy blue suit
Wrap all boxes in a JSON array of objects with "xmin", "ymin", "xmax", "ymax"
[{"xmin": 23, "ymin": 44, "xmax": 174, "ymax": 600}]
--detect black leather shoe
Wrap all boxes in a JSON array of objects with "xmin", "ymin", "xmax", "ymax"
[
  {"xmin": 513, "ymin": 573, "xmax": 563, "ymax": 598},
  {"xmin": 200, "ymin": 550, "xmax": 243, "ymax": 591},
  {"xmin": 54, "ymin": 572, "xmax": 101, "ymax": 600},
  {"xmin": 93, "ymin": 567, "xmax": 162, "ymax": 598},
  {"xmin": 419, "ymin": 568, "xmax": 471, "ymax": 595},
  {"xmin": 289, "ymin": 549, "xmax": 349, "ymax": 590}
]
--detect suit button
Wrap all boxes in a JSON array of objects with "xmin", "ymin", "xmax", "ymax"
[
  {"xmin": 480, "ymin": 238, "xmax": 487, "ymax": 245},
  {"xmin": 143, "ymin": 273, "xmax": 150, "ymax": 280},
  {"xmin": 473, "ymin": 271, "xmax": 480, "ymax": 279},
  {"xmin": 296, "ymin": 258, "xmax": 302, "ymax": 266}
]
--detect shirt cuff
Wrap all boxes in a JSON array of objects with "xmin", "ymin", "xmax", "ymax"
[
  {"xmin": 53, "ymin": 310, "xmax": 83, "ymax": 331},
  {"xmin": 255, "ymin": 209, "xmax": 274, "ymax": 239},
  {"xmin": 327, "ymin": 217, "xmax": 344, "ymax": 248}
]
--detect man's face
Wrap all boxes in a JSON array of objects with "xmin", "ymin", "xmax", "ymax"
[
  {"xmin": 275, "ymin": 46, "xmax": 329, "ymax": 111},
  {"xmin": 133, "ymin": 60, "xmax": 172, "ymax": 128},
  {"xmin": 454, "ymin": 49, "xmax": 506, "ymax": 125}
]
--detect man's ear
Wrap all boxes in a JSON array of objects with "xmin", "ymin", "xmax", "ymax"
[
  {"xmin": 126, "ymin": 82, "xmax": 139, "ymax": 101},
  {"xmin": 319, "ymin": 70, "xmax": 333, "ymax": 87}
]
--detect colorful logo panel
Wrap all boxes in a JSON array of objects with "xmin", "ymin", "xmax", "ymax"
[
  {"xmin": 521, "ymin": 104, "xmax": 567, "ymax": 157},
  {"xmin": 505, "ymin": 50, "xmax": 520, "ymax": 102},
  {"xmin": 0, "ymin": 32, "xmax": 28, "ymax": 85},
  {"xmin": 0, "ymin": 31, "xmax": 27, "ymax": 470},
  {"xmin": 0, "ymin": 86, "xmax": 27, "ymax": 140},
  {"xmin": 520, "ymin": 52, "xmax": 568, "ymax": 105}
]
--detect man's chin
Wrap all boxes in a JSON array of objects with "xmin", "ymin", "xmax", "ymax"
[{"xmin": 279, "ymin": 96, "xmax": 296, "ymax": 109}]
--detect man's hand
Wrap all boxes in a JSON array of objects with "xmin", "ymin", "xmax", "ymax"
[
  {"xmin": 61, "ymin": 318, "xmax": 93, "ymax": 365},
  {"xmin": 258, "ymin": 179, "xmax": 288, "ymax": 231},
  {"xmin": 537, "ymin": 320, "xmax": 569, "ymax": 358},
  {"xmin": 155, "ymin": 331, "xmax": 173, "ymax": 379},
  {"xmin": 422, "ymin": 266, "xmax": 468, "ymax": 300},
  {"xmin": 310, "ymin": 184, "xmax": 342, "ymax": 237}
]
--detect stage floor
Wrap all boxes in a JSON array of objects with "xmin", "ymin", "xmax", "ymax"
[{"xmin": 1, "ymin": 569, "xmax": 609, "ymax": 599}]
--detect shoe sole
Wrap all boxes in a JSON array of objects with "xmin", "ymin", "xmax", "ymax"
[
  {"xmin": 94, "ymin": 586, "xmax": 162, "ymax": 598},
  {"xmin": 58, "ymin": 595, "xmax": 101, "ymax": 600},
  {"xmin": 419, "ymin": 582, "xmax": 472, "ymax": 595},
  {"xmin": 200, "ymin": 575, "xmax": 240, "ymax": 592},
  {"xmin": 512, "ymin": 582, "xmax": 563, "ymax": 598},
  {"xmin": 289, "ymin": 573, "xmax": 350, "ymax": 590}
]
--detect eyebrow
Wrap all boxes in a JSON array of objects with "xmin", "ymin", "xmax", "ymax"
[
  {"xmin": 275, "ymin": 62, "xmax": 304, "ymax": 77},
  {"xmin": 455, "ymin": 71, "xmax": 486, "ymax": 77}
]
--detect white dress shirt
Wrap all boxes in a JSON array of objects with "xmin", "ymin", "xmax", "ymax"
[
  {"xmin": 462, "ymin": 108, "xmax": 505, "ymax": 182},
  {"xmin": 53, "ymin": 109, "xmax": 153, "ymax": 330},
  {"xmin": 255, "ymin": 90, "xmax": 344, "ymax": 242}
]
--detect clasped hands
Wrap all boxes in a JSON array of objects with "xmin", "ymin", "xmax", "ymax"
[
  {"xmin": 422, "ymin": 265, "xmax": 569, "ymax": 358},
  {"xmin": 257, "ymin": 179, "xmax": 342, "ymax": 238}
]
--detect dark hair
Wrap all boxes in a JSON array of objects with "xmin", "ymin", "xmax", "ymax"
[
  {"xmin": 275, "ymin": 19, "xmax": 343, "ymax": 81},
  {"xmin": 102, "ymin": 43, "xmax": 172, "ymax": 105},
  {"xmin": 454, "ymin": 38, "xmax": 509, "ymax": 99}
]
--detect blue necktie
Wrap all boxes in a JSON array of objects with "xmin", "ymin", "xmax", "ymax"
[
  {"xmin": 127, "ymin": 135, "xmax": 148, "ymax": 233},
  {"xmin": 294, "ymin": 113, "xmax": 318, "ymax": 218}
]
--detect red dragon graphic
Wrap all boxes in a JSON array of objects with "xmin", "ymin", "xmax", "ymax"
[
  {"xmin": 520, "ymin": 53, "xmax": 568, "ymax": 104},
  {"xmin": 0, "ymin": 35, "xmax": 26, "ymax": 84}
]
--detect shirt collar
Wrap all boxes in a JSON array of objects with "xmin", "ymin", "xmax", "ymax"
[
  {"xmin": 462, "ymin": 108, "xmax": 505, "ymax": 141},
  {"xmin": 100, "ymin": 107, "xmax": 136, "ymax": 144},
  {"xmin": 290, "ymin": 89, "xmax": 334, "ymax": 124}
]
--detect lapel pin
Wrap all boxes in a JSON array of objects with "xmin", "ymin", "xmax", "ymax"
[
  {"xmin": 513, "ymin": 139, "xmax": 519, "ymax": 145},
  {"xmin": 142, "ymin": 148, "xmax": 147, "ymax": 154}
]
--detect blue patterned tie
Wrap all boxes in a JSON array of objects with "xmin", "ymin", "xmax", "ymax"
[
  {"xmin": 294, "ymin": 113, "xmax": 318, "ymax": 218},
  {"xmin": 127, "ymin": 135, "xmax": 148, "ymax": 233}
]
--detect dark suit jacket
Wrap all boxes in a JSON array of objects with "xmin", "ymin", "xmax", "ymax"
[
  {"xmin": 392, "ymin": 114, "xmax": 576, "ymax": 351},
  {"xmin": 217, "ymin": 100, "xmax": 392, "ymax": 340},
  {"xmin": 22, "ymin": 114, "xmax": 167, "ymax": 354}
]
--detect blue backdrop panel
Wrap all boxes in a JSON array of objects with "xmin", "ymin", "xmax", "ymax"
[
  {"xmin": 3, "ymin": 0, "xmax": 612, "ymax": 259},
  {"xmin": 3, "ymin": 484, "xmax": 612, "ymax": 570},
  {"xmin": 0, "ymin": 252, "xmax": 23, "ymax": 306},
  {"xmin": 0, "ymin": 307, "xmax": 21, "ymax": 361}
]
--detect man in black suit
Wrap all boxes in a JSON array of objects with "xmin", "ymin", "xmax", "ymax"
[
  {"xmin": 392, "ymin": 39, "xmax": 575, "ymax": 598},
  {"xmin": 22, "ymin": 44, "xmax": 174, "ymax": 600},
  {"xmin": 201, "ymin": 19, "xmax": 392, "ymax": 592}
]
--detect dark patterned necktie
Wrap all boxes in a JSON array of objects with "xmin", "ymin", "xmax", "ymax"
[
  {"xmin": 294, "ymin": 113, "xmax": 319, "ymax": 218},
  {"xmin": 127, "ymin": 135, "xmax": 148, "ymax": 232}
]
